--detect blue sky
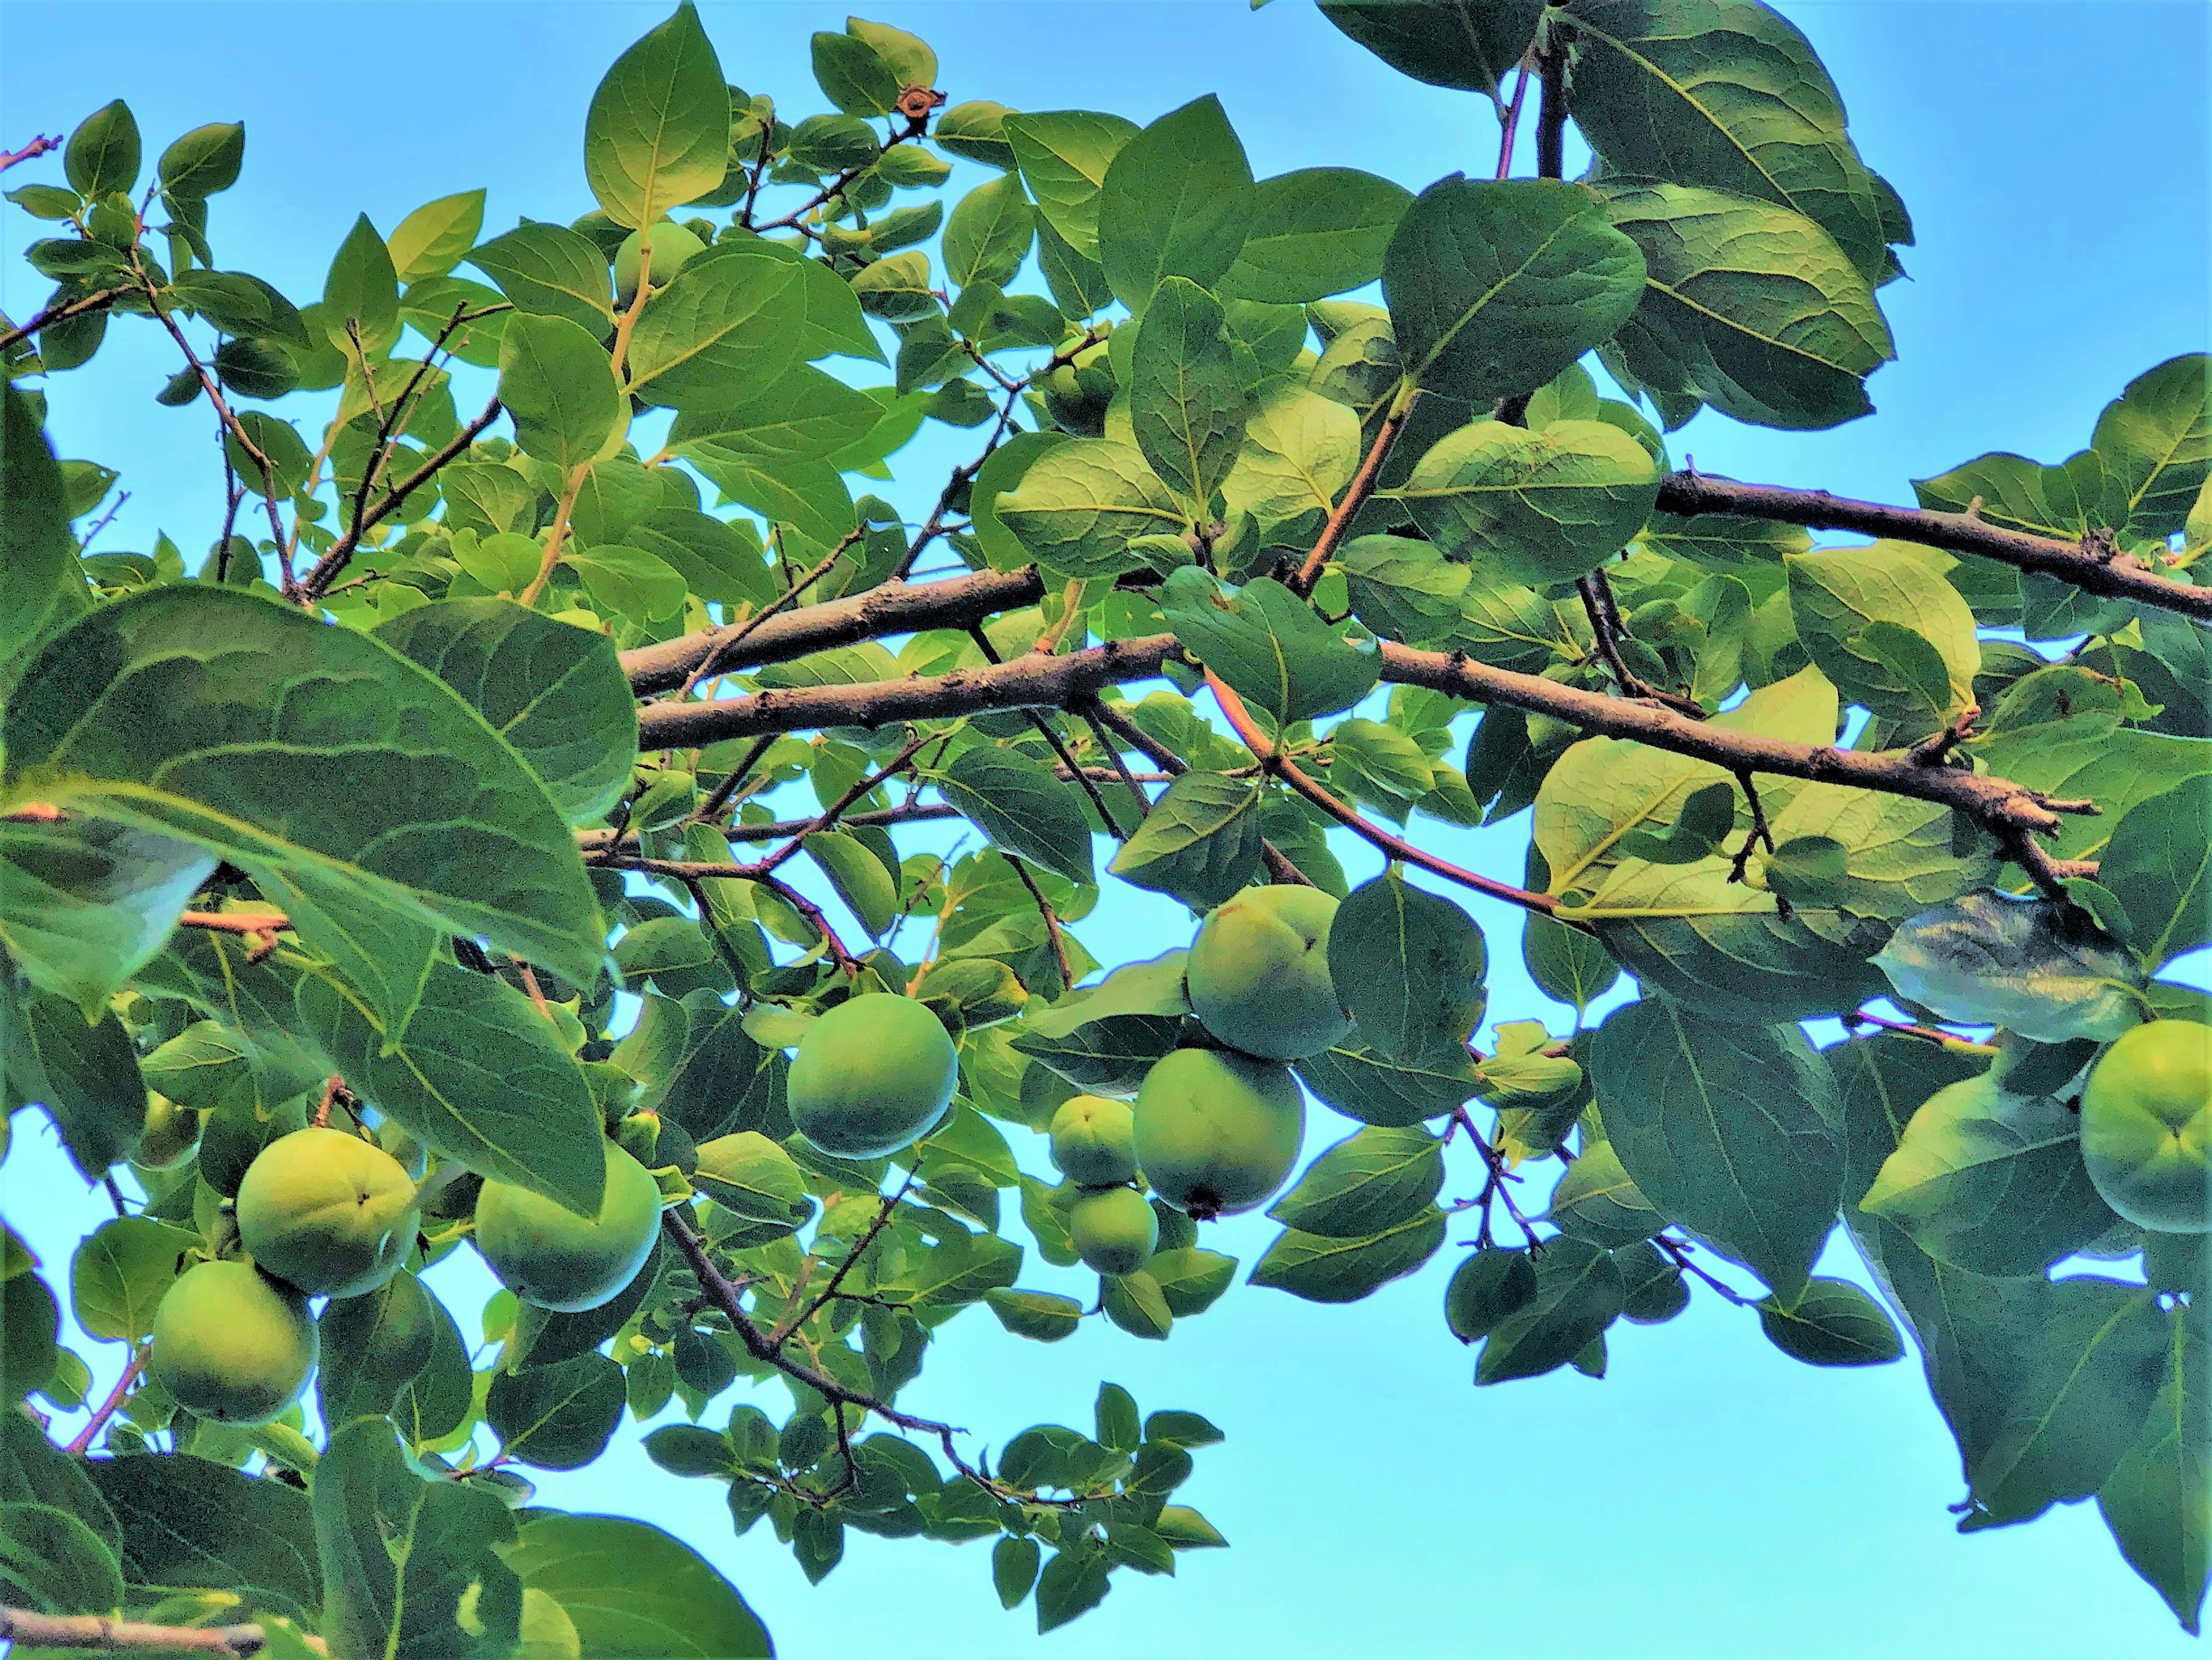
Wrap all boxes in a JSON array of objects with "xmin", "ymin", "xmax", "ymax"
[{"xmin": 3, "ymin": 3, "xmax": 2209, "ymax": 1657}]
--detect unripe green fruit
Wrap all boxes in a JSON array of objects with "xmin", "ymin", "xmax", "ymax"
[
  {"xmin": 236, "ymin": 1127, "xmax": 420, "ymax": 1298},
  {"xmin": 1069, "ymin": 1186, "xmax": 1158, "ymax": 1276},
  {"xmin": 786, "ymin": 995, "xmax": 959, "ymax": 1159},
  {"xmin": 1039, "ymin": 343, "xmax": 1116, "ymax": 437},
  {"xmin": 1134, "ymin": 1048, "xmax": 1305, "ymax": 1221},
  {"xmin": 613, "ymin": 222, "xmax": 706, "ymax": 306},
  {"xmin": 1049, "ymin": 1095, "xmax": 1138, "ymax": 1187},
  {"xmin": 475, "ymin": 1140, "xmax": 661, "ymax": 1312},
  {"xmin": 2081, "ymin": 1020, "xmax": 2212, "ymax": 1233},
  {"xmin": 1186, "ymin": 886, "xmax": 1350, "ymax": 1061},
  {"xmin": 150, "ymin": 1260, "xmax": 317, "ymax": 1425},
  {"xmin": 135, "ymin": 1092, "xmax": 202, "ymax": 1171}
]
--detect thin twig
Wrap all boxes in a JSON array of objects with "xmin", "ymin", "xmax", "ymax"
[
  {"xmin": 1290, "ymin": 381, "xmax": 1419, "ymax": 596},
  {"xmin": 0, "ymin": 134, "xmax": 62, "ymax": 173},
  {"xmin": 770, "ymin": 1171, "xmax": 916, "ymax": 1345},
  {"xmin": 675, "ymin": 528, "xmax": 865, "ymax": 700},
  {"xmin": 1205, "ymin": 671, "xmax": 1562, "ymax": 918},
  {"xmin": 0, "ymin": 1607, "xmax": 321, "ymax": 1657},
  {"xmin": 1009, "ymin": 855, "xmax": 1076, "ymax": 988},
  {"xmin": 65, "ymin": 1345, "xmax": 147, "ymax": 1455},
  {"xmin": 517, "ymin": 463, "xmax": 589, "ymax": 610},
  {"xmin": 0, "ymin": 285, "xmax": 127, "ymax": 354},
  {"xmin": 1495, "ymin": 58, "xmax": 1532, "ymax": 180},
  {"xmin": 300, "ymin": 394, "xmax": 503, "ymax": 600}
]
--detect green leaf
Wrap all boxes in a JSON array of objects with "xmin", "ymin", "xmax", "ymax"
[
  {"xmin": 70, "ymin": 1216, "xmax": 194, "ymax": 1344},
  {"xmin": 1475, "ymin": 1236, "xmax": 1624, "ymax": 1383},
  {"xmin": 1397, "ymin": 417, "xmax": 1660, "ymax": 585},
  {"xmin": 584, "ymin": 2, "xmax": 731, "ymax": 229},
  {"xmin": 296, "ymin": 967, "xmax": 607, "ymax": 1215},
  {"xmin": 84, "ymin": 1451, "xmax": 319, "ymax": 1614},
  {"xmin": 374, "ymin": 599, "xmax": 639, "ymax": 826},
  {"xmin": 314, "ymin": 1419, "xmax": 521, "ymax": 1660},
  {"xmin": 1160, "ymin": 569, "xmax": 1380, "ymax": 725},
  {"xmin": 323, "ymin": 214, "xmax": 402, "ymax": 359},
  {"xmin": 1328, "ymin": 869, "xmax": 1486, "ymax": 1069},
  {"xmin": 564, "ymin": 543, "xmax": 688, "ymax": 625},
  {"xmin": 1218, "ymin": 167, "xmax": 1413, "ymax": 304},
  {"xmin": 993, "ymin": 1534, "xmax": 1043, "ymax": 1608},
  {"xmin": 1005, "ymin": 111, "xmax": 1139, "ymax": 262},
  {"xmin": 1755, "ymin": 781, "xmax": 1993, "ymax": 923},
  {"xmin": 158, "ymin": 122, "xmax": 245, "ymax": 198},
  {"xmin": 802, "ymin": 830, "xmax": 900, "ymax": 938},
  {"xmin": 1598, "ymin": 182, "xmax": 1892, "ymax": 431},
  {"xmin": 1444, "ymin": 1247, "xmax": 1538, "ymax": 1341},
  {"xmin": 1267, "ymin": 1125, "xmax": 1443, "ymax": 1238},
  {"xmin": 936, "ymin": 746, "xmax": 1096, "ymax": 886},
  {"xmin": 317, "ymin": 1272, "xmax": 440, "ymax": 1427},
  {"xmin": 1783, "ymin": 541, "xmax": 1978, "ymax": 734},
  {"xmin": 499, "ymin": 313, "xmax": 620, "ymax": 471},
  {"xmin": 487, "ymin": 1352, "xmax": 626, "ymax": 1470},
  {"xmin": 2099, "ymin": 778, "xmax": 2212, "ymax": 970},
  {"xmin": 1294, "ymin": 1039, "xmax": 1476, "ymax": 1128},
  {"xmin": 1860, "ymin": 1074, "xmax": 2119, "ymax": 1277},
  {"xmin": 5, "ymin": 992, "xmax": 147, "ymax": 1178},
  {"xmin": 2091, "ymin": 353, "xmax": 2211, "ymax": 539},
  {"xmin": 1590, "ymin": 999, "xmax": 1843, "ymax": 1302},
  {"xmin": 810, "ymin": 29, "xmax": 900, "ymax": 117},
  {"xmin": 1969, "ymin": 1277, "xmax": 2168, "ymax": 1528},
  {"xmin": 624, "ymin": 247, "xmax": 807, "ymax": 411},
  {"xmin": 942, "ymin": 172, "xmax": 1035, "ymax": 293},
  {"xmin": 997, "ymin": 439, "xmax": 1188, "ymax": 578},
  {"xmin": 1107, "ymin": 772, "xmax": 1263, "ymax": 910},
  {"xmin": 3, "ymin": 587, "xmax": 605, "ymax": 1004},
  {"xmin": 1561, "ymin": 0, "xmax": 1888, "ymax": 281},
  {"xmin": 1096, "ymin": 95, "xmax": 1254, "ymax": 311},
  {"xmin": 468, "ymin": 222, "xmax": 617, "ymax": 336},
  {"xmin": 388, "ymin": 190, "xmax": 486, "ymax": 286},
  {"xmin": 1757, "ymin": 1277, "xmax": 1906, "ymax": 1366},
  {"xmin": 1130, "ymin": 277, "xmax": 1247, "ymax": 515},
  {"xmin": 1544, "ymin": 1141, "xmax": 1665, "ymax": 1248},
  {"xmin": 1, "ymin": 384, "xmax": 90, "ymax": 668},
  {"xmin": 1382, "ymin": 177, "xmax": 1646, "ymax": 403},
  {"xmin": 1035, "ymin": 1545, "xmax": 1111, "ymax": 1633},
  {"xmin": 1249, "ymin": 1205, "xmax": 1444, "ymax": 1303},
  {"xmin": 1334, "ymin": 535, "xmax": 1469, "ymax": 649},
  {"xmin": 2098, "ymin": 1306, "xmax": 2211, "ymax": 1634},
  {"xmin": 65, "ymin": 100, "xmax": 141, "ymax": 199},
  {"xmin": 0, "ymin": 1500, "xmax": 124, "ymax": 1615},
  {"xmin": 1224, "ymin": 391, "xmax": 1361, "ymax": 534},
  {"xmin": 1874, "ymin": 893, "xmax": 2146, "ymax": 1045},
  {"xmin": 1316, "ymin": 1, "xmax": 1546, "ymax": 99},
  {"xmin": 984, "ymin": 1287, "xmax": 1085, "ymax": 1343}
]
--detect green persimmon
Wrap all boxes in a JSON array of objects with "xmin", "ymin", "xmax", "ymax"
[
  {"xmin": 135, "ymin": 1092, "xmax": 202, "ymax": 1171},
  {"xmin": 1049, "ymin": 1094, "xmax": 1139, "ymax": 1188},
  {"xmin": 1069, "ymin": 1186, "xmax": 1158, "ymax": 1276},
  {"xmin": 149, "ymin": 1260, "xmax": 317, "ymax": 1425},
  {"xmin": 1134, "ymin": 1048, "xmax": 1305, "ymax": 1220},
  {"xmin": 2081, "ymin": 1019, "xmax": 2212, "ymax": 1233},
  {"xmin": 474, "ymin": 1140, "xmax": 664, "ymax": 1313},
  {"xmin": 236, "ymin": 1126, "xmax": 420, "ymax": 1298},
  {"xmin": 613, "ymin": 221, "xmax": 706, "ymax": 305},
  {"xmin": 1186, "ymin": 886, "xmax": 1351, "ymax": 1061},
  {"xmin": 786, "ymin": 995, "xmax": 959, "ymax": 1159},
  {"xmin": 1039, "ymin": 339, "xmax": 1116, "ymax": 436}
]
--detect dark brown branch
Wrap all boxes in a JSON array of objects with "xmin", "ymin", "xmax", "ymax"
[
  {"xmin": 750, "ymin": 729, "xmax": 933, "ymax": 879},
  {"xmin": 637, "ymin": 632, "xmax": 1181, "ymax": 748},
  {"xmin": 1533, "ymin": 33, "xmax": 1569, "ymax": 179},
  {"xmin": 1575, "ymin": 573, "xmax": 1706, "ymax": 716},
  {"xmin": 1655, "ymin": 472, "xmax": 2212, "ymax": 623},
  {"xmin": 623, "ymin": 568, "xmax": 1047, "ymax": 694},
  {"xmin": 660, "ymin": 1209, "xmax": 1081, "ymax": 1506},
  {"xmin": 141, "ymin": 285, "xmax": 290, "ymax": 576},
  {"xmin": 1290, "ymin": 384, "xmax": 1420, "ymax": 596},
  {"xmin": 770, "ymin": 1171, "xmax": 916, "ymax": 1346},
  {"xmin": 299, "ymin": 395, "xmax": 503, "ymax": 600},
  {"xmin": 1009, "ymin": 854, "xmax": 1077, "ymax": 986},
  {"xmin": 1205, "ymin": 671, "xmax": 1562, "ymax": 918},
  {"xmin": 0, "ymin": 285, "xmax": 127, "ymax": 354}
]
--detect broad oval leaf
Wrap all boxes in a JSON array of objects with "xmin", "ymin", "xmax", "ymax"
[
  {"xmin": 1383, "ymin": 177, "xmax": 1646, "ymax": 403},
  {"xmin": 1874, "ymin": 893, "xmax": 2147, "ymax": 1045},
  {"xmin": 583, "ymin": 1, "xmax": 731, "ymax": 229},
  {"xmin": 1130, "ymin": 277, "xmax": 1247, "ymax": 515},
  {"xmin": 1248, "ymin": 1205, "xmax": 1445, "ymax": 1303},
  {"xmin": 1107, "ymin": 771, "xmax": 1263, "ymax": 910},
  {"xmin": 1328, "ymin": 869, "xmax": 1487, "ymax": 1068},
  {"xmin": 2, "ymin": 587, "xmax": 605, "ymax": 1004},
  {"xmin": 937, "ymin": 746, "xmax": 1096, "ymax": 886},
  {"xmin": 1398, "ymin": 417, "xmax": 1660, "ymax": 585},
  {"xmin": 1591, "ymin": 997, "xmax": 1844, "ymax": 1302},
  {"xmin": 1161, "ymin": 569, "xmax": 1380, "ymax": 725},
  {"xmin": 1475, "ymin": 1235, "xmax": 1624, "ymax": 1383},
  {"xmin": 998, "ymin": 440, "xmax": 1188, "ymax": 578},
  {"xmin": 499, "ymin": 312, "xmax": 621, "ymax": 471},
  {"xmin": 1218, "ymin": 167, "xmax": 1414, "ymax": 304},
  {"xmin": 1756, "ymin": 1277, "xmax": 1906, "ymax": 1366},
  {"xmin": 486, "ymin": 1352, "xmax": 627, "ymax": 1470},
  {"xmin": 1784, "ymin": 541, "xmax": 1979, "ymax": 736},
  {"xmin": 1096, "ymin": 95, "xmax": 1254, "ymax": 311},
  {"xmin": 1267, "ymin": 1125, "xmax": 1444, "ymax": 1239}
]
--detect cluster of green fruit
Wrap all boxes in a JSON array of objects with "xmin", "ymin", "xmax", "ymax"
[
  {"xmin": 2080, "ymin": 1018, "xmax": 2212, "ymax": 1234},
  {"xmin": 145, "ymin": 1121, "xmax": 665, "ymax": 1428}
]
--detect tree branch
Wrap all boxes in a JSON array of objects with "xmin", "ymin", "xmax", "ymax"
[
  {"xmin": 0, "ymin": 133, "xmax": 61, "ymax": 174},
  {"xmin": 0, "ymin": 1608, "xmax": 321, "ymax": 1657},
  {"xmin": 1654, "ymin": 472, "xmax": 2212, "ymax": 623},
  {"xmin": 1204, "ymin": 671, "xmax": 1562, "ymax": 917},
  {"xmin": 623, "ymin": 568, "xmax": 1047, "ymax": 694},
  {"xmin": 1290, "ymin": 381, "xmax": 1420, "ymax": 596},
  {"xmin": 299, "ymin": 395, "xmax": 503, "ymax": 600},
  {"xmin": 64, "ymin": 1345, "xmax": 146, "ymax": 1455},
  {"xmin": 0, "ymin": 285, "xmax": 127, "ymax": 354}
]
